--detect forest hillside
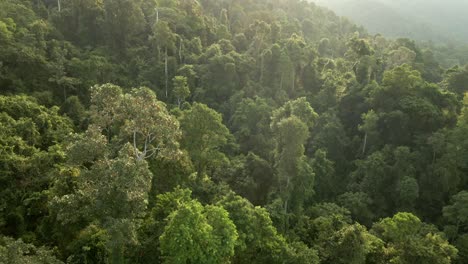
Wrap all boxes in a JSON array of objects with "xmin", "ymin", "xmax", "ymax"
[{"xmin": 1, "ymin": 0, "xmax": 468, "ymax": 263}]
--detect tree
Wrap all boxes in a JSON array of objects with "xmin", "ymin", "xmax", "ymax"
[
  {"xmin": 216, "ymin": 192, "xmax": 318, "ymax": 264},
  {"xmin": 150, "ymin": 21, "xmax": 177, "ymax": 98},
  {"xmin": 0, "ymin": 95, "xmax": 73, "ymax": 240},
  {"xmin": 52, "ymin": 143, "xmax": 153, "ymax": 264},
  {"xmin": 1, "ymin": 0, "xmax": 468, "ymax": 262},
  {"xmin": 351, "ymin": 146, "xmax": 419, "ymax": 217},
  {"xmin": 328, "ymin": 224, "xmax": 385, "ymax": 264},
  {"xmin": 311, "ymin": 149, "xmax": 337, "ymax": 202},
  {"xmin": 371, "ymin": 212, "xmax": 458, "ymax": 264},
  {"xmin": 285, "ymin": 34, "xmax": 308, "ymax": 95},
  {"xmin": 60, "ymin": 96, "xmax": 86, "ymax": 128},
  {"xmin": 358, "ymin": 110, "xmax": 379, "ymax": 155},
  {"xmin": 65, "ymin": 225, "xmax": 109, "ymax": 264},
  {"xmin": 218, "ymin": 153, "xmax": 274, "ymax": 206},
  {"xmin": 443, "ymin": 65, "xmax": 468, "ymax": 97},
  {"xmin": 230, "ymin": 97, "xmax": 274, "ymax": 158},
  {"xmin": 51, "ymin": 84, "xmax": 182, "ymax": 263},
  {"xmin": 179, "ymin": 103, "xmax": 232, "ymax": 176},
  {"xmin": 90, "ymin": 84, "xmax": 181, "ymax": 161},
  {"xmin": 172, "ymin": 76, "xmax": 190, "ymax": 107},
  {"xmin": 102, "ymin": 0, "xmax": 146, "ymax": 52},
  {"xmin": 270, "ymin": 98, "xmax": 318, "ymax": 231},
  {"xmin": 310, "ymin": 109, "xmax": 350, "ymax": 179},
  {"xmin": 347, "ymin": 37, "xmax": 373, "ymax": 58},
  {"xmin": 48, "ymin": 41, "xmax": 81, "ymax": 101},
  {"xmin": 0, "ymin": 236, "xmax": 63, "ymax": 264},
  {"xmin": 443, "ymin": 191, "xmax": 468, "ymax": 234},
  {"xmin": 271, "ymin": 97, "xmax": 318, "ymax": 129},
  {"xmin": 454, "ymin": 234, "xmax": 468, "ymax": 264},
  {"xmin": 160, "ymin": 199, "xmax": 237, "ymax": 264},
  {"xmin": 272, "ymin": 116, "xmax": 311, "ymax": 230},
  {"xmin": 338, "ymin": 192, "xmax": 374, "ymax": 226},
  {"xmin": 296, "ymin": 203, "xmax": 354, "ymax": 262}
]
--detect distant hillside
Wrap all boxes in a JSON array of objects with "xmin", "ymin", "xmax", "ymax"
[{"xmin": 313, "ymin": 0, "xmax": 468, "ymax": 43}]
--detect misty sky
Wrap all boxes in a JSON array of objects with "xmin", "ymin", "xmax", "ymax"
[{"xmin": 312, "ymin": 0, "xmax": 468, "ymax": 43}]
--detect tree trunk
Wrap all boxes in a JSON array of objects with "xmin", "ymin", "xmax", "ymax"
[
  {"xmin": 57, "ymin": 0, "xmax": 61, "ymax": 12},
  {"xmin": 165, "ymin": 47, "xmax": 168, "ymax": 98},
  {"xmin": 260, "ymin": 54, "xmax": 264, "ymax": 83},
  {"xmin": 111, "ymin": 243, "xmax": 124, "ymax": 264},
  {"xmin": 362, "ymin": 132, "xmax": 368, "ymax": 155},
  {"xmin": 283, "ymin": 176, "xmax": 291, "ymax": 233},
  {"xmin": 179, "ymin": 38, "xmax": 183, "ymax": 63},
  {"xmin": 280, "ymin": 73, "xmax": 283, "ymax": 91},
  {"xmin": 283, "ymin": 198, "xmax": 288, "ymax": 233},
  {"xmin": 291, "ymin": 68, "xmax": 295, "ymax": 95}
]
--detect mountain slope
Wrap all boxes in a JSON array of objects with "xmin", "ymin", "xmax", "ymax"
[{"xmin": 313, "ymin": 0, "xmax": 468, "ymax": 43}]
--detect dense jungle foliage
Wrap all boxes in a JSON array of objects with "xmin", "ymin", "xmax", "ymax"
[{"xmin": 1, "ymin": 0, "xmax": 468, "ymax": 263}]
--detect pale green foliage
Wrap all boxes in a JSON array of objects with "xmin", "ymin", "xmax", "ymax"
[
  {"xmin": 347, "ymin": 36, "xmax": 373, "ymax": 58},
  {"xmin": 0, "ymin": 236, "xmax": 63, "ymax": 264},
  {"xmin": 358, "ymin": 109, "xmax": 379, "ymax": 154},
  {"xmin": 90, "ymin": 83, "xmax": 123, "ymax": 131},
  {"xmin": 359, "ymin": 110, "xmax": 379, "ymax": 134},
  {"xmin": 372, "ymin": 212, "xmax": 458, "ymax": 264},
  {"xmin": 160, "ymin": 200, "xmax": 237, "ymax": 264},
  {"xmin": 388, "ymin": 47, "xmax": 417, "ymax": 69},
  {"xmin": 0, "ymin": 21, "xmax": 13, "ymax": 43},
  {"xmin": 382, "ymin": 64, "xmax": 424, "ymax": 94},
  {"xmin": 90, "ymin": 84, "xmax": 181, "ymax": 161},
  {"xmin": 271, "ymin": 97, "xmax": 318, "ymax": 129},
  {"xmin": 122, "ymin": 87, "xmax": 181, "ymax": 160}
]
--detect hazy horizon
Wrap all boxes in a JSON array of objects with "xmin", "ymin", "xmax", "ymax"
[{"xmin": 313, "ymin": 0, "xmax": 468, "ymax": 43}]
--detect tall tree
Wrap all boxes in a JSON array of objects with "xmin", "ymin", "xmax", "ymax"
[
  {"xmin": 271, "ymin": 98, "xmax": 318, "ymax": 231},
  {"xmin": 150, "ymin": 21, "xmax": 177, "ymax": 98},
  {"xmin": 179, "ymin": 103, "xmax": 232, "ymax": 176},
  {"xmin": 172, "ymin": 75, "xmax": 190, "ymax": 107}
]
